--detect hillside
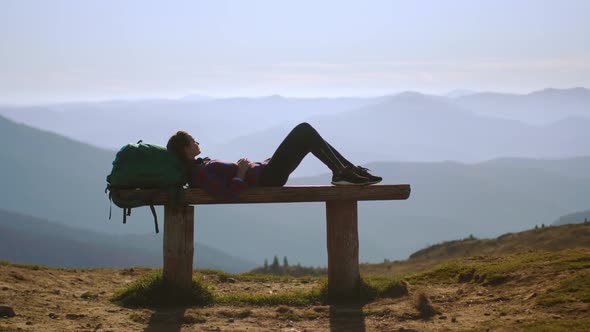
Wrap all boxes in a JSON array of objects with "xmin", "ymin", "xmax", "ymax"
[
  {"xmin": 360, "ymin": 222, "xmax": 590, "ymax": 278},
  {"xmin": 410, "ymin": 223, "xmax": 590, "ymax": 260},
  {"xmin": 0, "ymin": 243, "xmax": 587, "ymax": 331},
  {"xmin": 0, "ymin": 113, "xmax": 117, "ymax": 234},
  {"xmin": 0, "ymin": 209, "xmax": 255, "ymax": 273}
]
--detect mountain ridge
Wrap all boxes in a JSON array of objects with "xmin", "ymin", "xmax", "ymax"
[
  {"xmin": 2, "ymin": 110, "xmax": 590, "ymax": 267},
  {"xmin": 0, "ymin": 208, "xmax": 255, "ymax": 272}
]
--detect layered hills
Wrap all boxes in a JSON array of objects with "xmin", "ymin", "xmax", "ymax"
[
  {"xmin": 1, "ymin": 88, "xmax": 589, "ymax": 267},
  {"xmin": 2, "ymin": 88, "xmax": 589, "ymax": 169},
  {"xmin": 0, "ymin": 209, "xmax": 254, "ymax": 273}
]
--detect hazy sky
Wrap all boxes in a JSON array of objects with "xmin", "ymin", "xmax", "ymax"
[{"xmin": 1, "ymin": 0, "xmax": 589, "ymax": 104}]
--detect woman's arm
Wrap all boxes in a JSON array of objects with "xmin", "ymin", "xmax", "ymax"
[{"xmin": 192, "ymin": 160, "xmax": 250, "ymax": 201}]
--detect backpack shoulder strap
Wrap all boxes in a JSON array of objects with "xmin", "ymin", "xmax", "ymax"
[{"xmin": 150, "ymin": 205, "xmax": 159, "ymax": 234}]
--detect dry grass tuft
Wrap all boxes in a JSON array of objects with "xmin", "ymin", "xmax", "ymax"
[{"xmin": 414, "ymin": 292, "xmax": 437, "ymax": 319}]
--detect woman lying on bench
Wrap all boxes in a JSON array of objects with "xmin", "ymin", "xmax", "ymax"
[{"xmin": 166, "ymin": 122, "xmax": 382, "ymax": 200}]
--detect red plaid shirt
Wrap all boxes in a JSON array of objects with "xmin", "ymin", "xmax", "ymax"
[{"xmin": 190, "ymin": 157, "xmax": 269, "ymax": 201}]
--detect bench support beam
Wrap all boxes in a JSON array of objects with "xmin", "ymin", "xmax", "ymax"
[
  {"xmin": 326, "ymin": 200, "xmax": 360, "ymax": 301},
  {"xmin": 163, "ymin": 205, "xmax": 194, "ymax": 289}
]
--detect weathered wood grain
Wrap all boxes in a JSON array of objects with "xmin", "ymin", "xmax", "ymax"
[
  {"xmin": 163, "ymin": 205, "xmax": 194, "ymax": 289},
  {"xmin": 326, "ymin": 200, "xmax": 360, "ymax": 301},
  {"xmin": 116, "ymin": 184, "xmax": 411, "ymax": 205}
]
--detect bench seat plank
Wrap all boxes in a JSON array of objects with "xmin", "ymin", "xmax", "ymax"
[{"xmin": 116, "ymin": 184, "xmax": 411, "ymax": 205}]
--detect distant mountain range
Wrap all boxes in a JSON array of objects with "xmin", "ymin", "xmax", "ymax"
[
  {"xmin": 1, "ymin": 88, "xmax": 590, "ymax": 268},
  {"xmin": 1, "ymin": 88, "xmax": 587, "ymax": 177},
  {"xmin": 0, "ymin": 96, "xmax": 380, "ymax": 151},
  {"xmin": 214, "ymin": 89, "xmax": 590, "ymax": 175},
  {"xmin": 0, "ymin": 209, "xmax": 255, "ymax": 272},
  {"xmin": 2, "ymin": 113, "xmax": 589, "ymax": 266},
  {"xmin": 208, "ymin": 157, "xmax": 590, "ymax": 266},
  {"xmin": 552, "ymin": 209, "xmax": 590, "ymax": 226},
  {"xmin": 454, "ymin": 87, "xmax": 590, "ymax": 125}
]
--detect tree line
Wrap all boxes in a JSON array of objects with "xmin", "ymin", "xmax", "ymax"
[{"xmin": 249, "ymin": 255, "xmax": 326, "ymax": 277}]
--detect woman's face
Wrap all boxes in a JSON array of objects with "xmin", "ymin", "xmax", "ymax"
[{"xmin": 184, "ymin": 138, "xmax": 201, "ymax": 160}]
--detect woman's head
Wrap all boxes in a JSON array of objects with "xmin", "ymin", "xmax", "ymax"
[{"xmin": 166, "ymin": 130, "xmax": 201, "ymax": 162}]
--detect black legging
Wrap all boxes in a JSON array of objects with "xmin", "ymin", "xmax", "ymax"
[{"xmin": 258, "ymin": 122, "xmax": 354, "ymax": 186}]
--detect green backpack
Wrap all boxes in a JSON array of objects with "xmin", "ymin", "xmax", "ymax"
[{"xmin": 105, "ymin": 140, "xmax": 189, "ymax": 233}]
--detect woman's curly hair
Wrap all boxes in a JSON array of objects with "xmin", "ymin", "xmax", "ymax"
[{"xmin": 166, "ymin": 130, "xmax": 194, "ymax": 167}]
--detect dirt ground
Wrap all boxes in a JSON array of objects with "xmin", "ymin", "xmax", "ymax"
[{"xmin": 0, "ymin": 265, "xmax": 588, "ymax": 331}]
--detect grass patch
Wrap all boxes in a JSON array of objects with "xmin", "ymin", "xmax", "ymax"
[
  {"xmin": 520, "ymin": 319, "xmax": 590, "ymax": 332},
  {"xmin": 406, "ymin": 249, "xmax": 590, "ymax": 286},
  {"xmin": 112, "ymin": 271, "xmax": 407, "ymax": 307},
  {"xmin": 406, "ymin": 260, "xmax": 473, "ymax": 284},
  {"xmin": 216, "ymin": 288, "xmax": 323, "ymax": 306},
  {"xmin": 111, "ymin": 271, "xmax": 214, "ymax": 307},
  {"xmin": 537, "ymin": 271, "xmax": 590, "ymax": 306},
  {"xmin": 215, "ymin": 277, "xmax": 408, "ymax": 306},
  {"xmin": 197, "ymin": 269, "xmax": 319, "ymax": 283},
  {"xmin": 357, "ymin": 276, "xmax": 409, "ymax": 301}
]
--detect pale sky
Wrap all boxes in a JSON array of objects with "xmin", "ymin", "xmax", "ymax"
[{"xmin": 1, "ymin": 0, "xmax": 589, "ymax": 104}]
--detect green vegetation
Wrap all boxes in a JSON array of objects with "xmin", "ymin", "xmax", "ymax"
[
  {"xmin": 249, "ymin": 255, "xmax": 327, "ymax": 277},
  {"xmin": 358, "ymin": 276, "xmax": 409, "ymax": 300},
  {"xmin": 520, "ymin": 319, "xmax": 590, "ymax": 332},
  {"xmin": 111, "ymin": 271, "xmax": 408, "ymax": 307},
  {"xmin": 364, "ymin": 223, "xmax": 590, "ymax": 278},
  {"xmin": 197, "ymin": 269, "xmax": 319, "ymax": 283},
  {"xmin": 408, "ymin": 223, "xmax": 590, "ymax": 262},
  {"xmin": 216, "ymin": 288, "xmax": 323, "ymax": 306},
  {"xmin": 216, "ymin": 277, "xmax": 408, "ymax": 306},
  {"xmin": 407, "ymin": 249, "xmax": 590, "ymax": 286},
  {"xmin": 537, "ymin": 271, "xmax": 590, "ymax": 306},
  {"xmin": 111, "ymin": 271, "xmax": 214, "ymax": 307}
]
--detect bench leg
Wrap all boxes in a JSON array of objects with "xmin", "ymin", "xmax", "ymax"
[
  {"xmin": 326, "ymin": 200, "xmax": 360, "ymax": 301},
  {"xmin": 163, "ymin": 205, "xmax": 195, "ymax": 289}
]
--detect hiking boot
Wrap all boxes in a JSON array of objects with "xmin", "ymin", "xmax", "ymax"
[
  {"xmin": 331, "ymin": 166, "xmax": 372, "ymax": 185},
  {"xmin": 354, "ymin": 166, "xmax": 382, "ymax": 184}
]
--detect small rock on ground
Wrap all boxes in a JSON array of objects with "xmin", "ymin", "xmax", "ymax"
[{"xmin": 0, "ymin": 304, "xmax": 15, "ymax": 317}]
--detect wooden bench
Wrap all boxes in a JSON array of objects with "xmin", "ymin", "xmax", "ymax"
[{"xmin": 118, "ymin": 184, "xmax": 411, "ymax": 300}]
